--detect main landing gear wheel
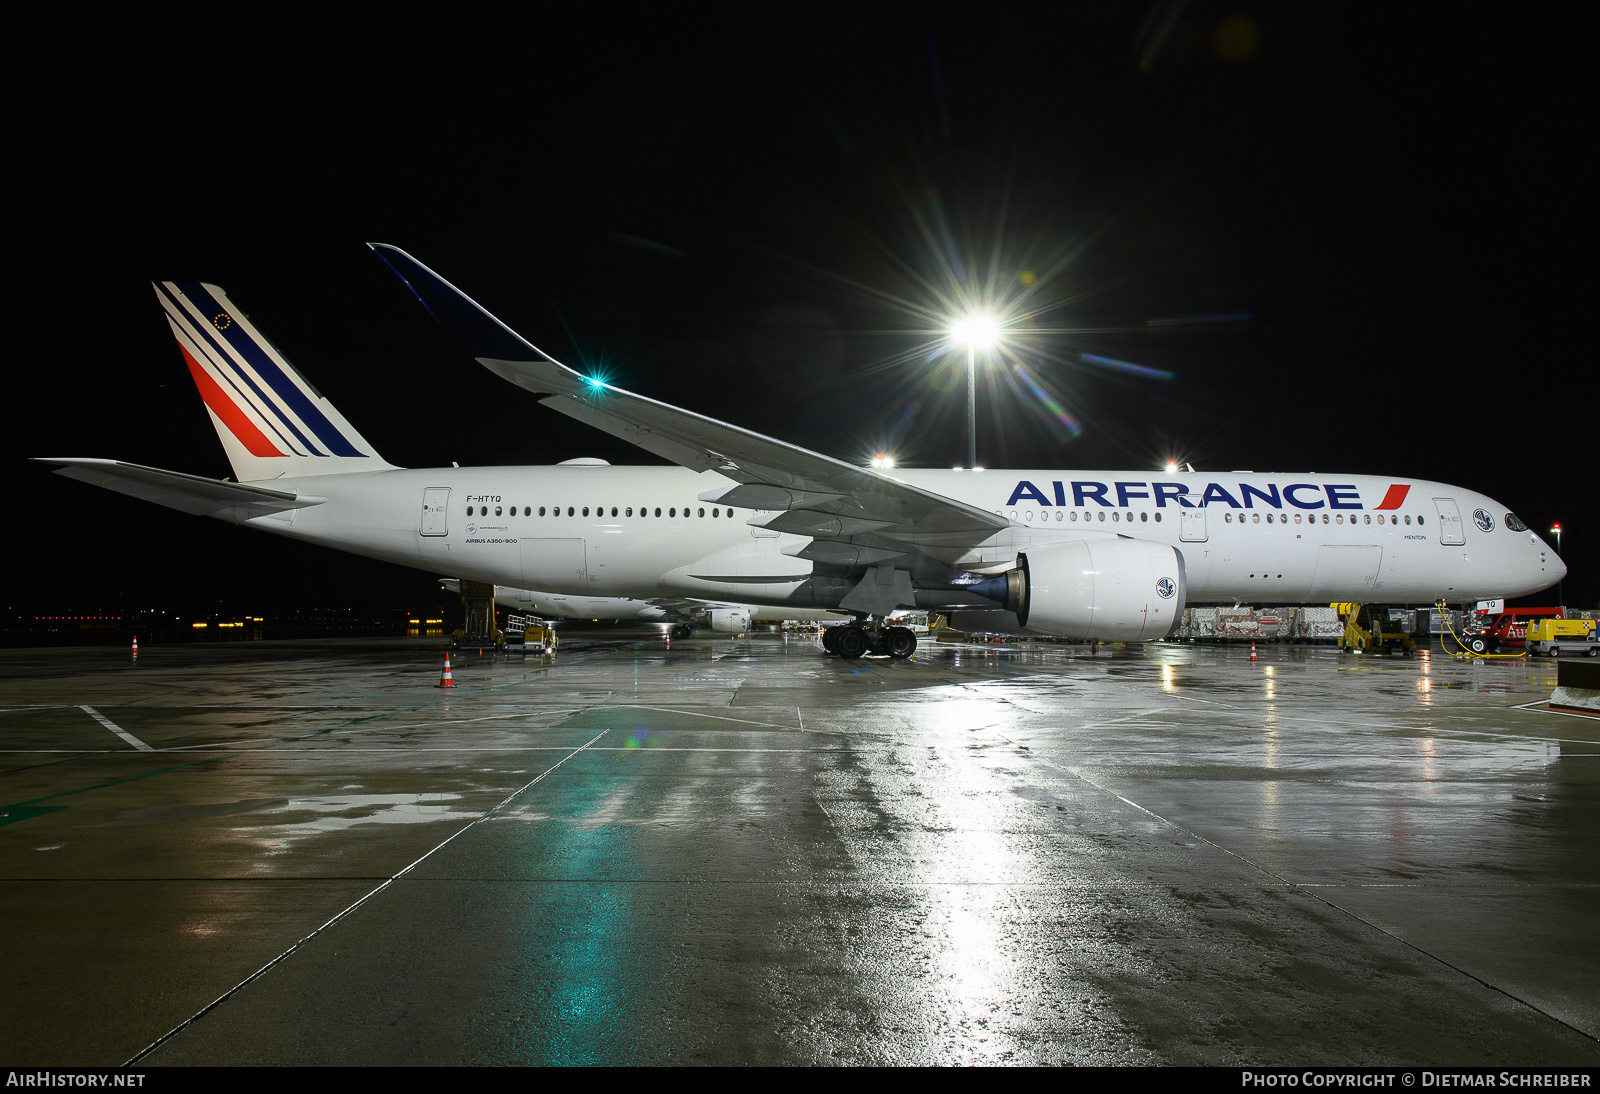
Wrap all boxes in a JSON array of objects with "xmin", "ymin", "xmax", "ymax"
[
  {"xmin": 834, "ymin": 627, "xmax": 867, "ymax": 659},
  {"xmin": 886, "ymin": 626, "xmax": 918, "ymax": 659},
  {"xmin": 1469, "ymin": 637, "xmax": 1488, "ymax": 654},
  {"xmin": 821, "ymin": 627, "xmax": 839, "ymax": 653}
]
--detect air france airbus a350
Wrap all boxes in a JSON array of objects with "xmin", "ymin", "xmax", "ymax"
[{"xmin": 41, "ymin": 245, "xmax": 1564, "ymax": 659}]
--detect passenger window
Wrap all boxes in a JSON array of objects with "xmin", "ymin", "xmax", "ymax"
[
  {"xmin": 465, "ymin": 506, "xmax": 472, "ymax": 516},
  {"xmin": 583, "ymin": 507, "xmax": 590, "ymax": 517},
  {"xmin": 1294, "ymin": 514, "xmax": 1302, "ymax": 524},
  {"xmin": 610, "ymin": 507, "xmax": 617, "ymax": 517},
  {"xmin": 1225, "ymin": 513, "xmax": 1232, "ymax": 523},
  {"xmin": 567, "ymin": 507, "xmax": 574, "ymax": 516},
  {"xmin": 626, "ymin": 507, "xmax": 633, "ymax": 517},
  {"xmin": 1364, "ymin": 514, "xmax": 1371, "ymax": 524},
  {"xmin": 713, "ymin": 508, "xmax": 720, "ymax": 518},
  {"xmin": 1097, "ymin": 511, "xmax": 1105, "ymax": 522},
  {"xmin": 1405, "ymin": 515, "xmax": 1412, "ymax": 525},
  {"xmin": 1154, "ymin": 512, "xmax": 1161, "ymax": 522},
  {"xmin": 539, "ymin": 507, "xmax": 546, "ymax": 516},
  {"xmin": 1322, "ymin": 514, "xmax": 1329, "ymax": 524},
  {"xmin": 1418, "ymin": 516, "xmax": 1424, "ymax": 525},
  {"xmin": 1252, "ymin": 513, "xmax": 1259, "ymax": 524},
  {"xmin": 655, "ymin": 508, "xmax": 661, "ymax": 517},
  {"xmin": 495, "ymin": 506, "xmax": 502, "ymax": 516},
  {"xmin": 698, "ymin": 508, "xmax": 705, "ymax": 517},
  {"xmin": 1112, "ymin": 512, "xmax": 1120, "ymax": 522},
  {"xmin": 1056, "ymin": 511, "xmax": 1064, "ymax": 521},
  {"xmin": 670, "ymin": 508, "xmax": 676, "ymax": 517}
]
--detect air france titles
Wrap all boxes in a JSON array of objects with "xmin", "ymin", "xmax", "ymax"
[{"xmin": 1006, "ymin": 480, "xmax": 1375, "ymax": 511}]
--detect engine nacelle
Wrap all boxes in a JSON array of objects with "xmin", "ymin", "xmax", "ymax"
[
  {"xmin": 709, "ymin": 608, "xmax": 752, "ymax": 634},
  {"xmin": 980, "ymin": 538, "xmax": 1187, "ymax": 641}
]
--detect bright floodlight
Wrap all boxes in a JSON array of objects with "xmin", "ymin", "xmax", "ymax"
[
  {"xmin": 950, "ymin": 313, "xmax": 1001, "ymax": 349},
  {"xmin": 1165, "ymin": 461, "xmax": 1179, "ymax": 474}
]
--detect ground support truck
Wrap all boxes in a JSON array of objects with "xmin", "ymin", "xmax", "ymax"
[{"xmin": 1526, "ymin": 617, "xmax": 1598, "ymax": 658}]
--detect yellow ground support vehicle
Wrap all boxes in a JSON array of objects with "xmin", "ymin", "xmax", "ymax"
[
  {"xmin": 522, "ymin": 621, "xmax": 558, "ymax": 658},
  {"xmin": 1525, "ymin": 617, "xmax": 1598, "ymax": 657},
  {"xmin": 1333, "ymin": 603, "xmax": 1416, "ymax": 654}
]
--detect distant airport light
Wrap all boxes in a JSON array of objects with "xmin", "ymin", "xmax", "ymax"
[
  {"xmin": 1165, "ymin": 461, "xmax": 1179, "ymax": 474},
  {"xmin": 870, "ymin": 453, "xmax": 896, "ymax": 469}
]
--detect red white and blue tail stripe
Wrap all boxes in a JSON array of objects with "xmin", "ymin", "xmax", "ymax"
[{"xmin": 155, "ymin": 282, "xmax": 392, "ymax": 481}]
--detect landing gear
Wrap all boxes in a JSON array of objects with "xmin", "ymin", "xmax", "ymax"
[
  {"xmin": 885, "ymin": 626, "xmax": 918, "ymax": 659},
  {"xmin": 835, "ymin": 627, "xmax": 868, "ymax": 659},
  {"xmin": 671, "ymin": 624, "xmax": 693, "ymax": 640},
  {"xmin": 822, "ymin": 620, "xmax": 917, "ymax": 660}
]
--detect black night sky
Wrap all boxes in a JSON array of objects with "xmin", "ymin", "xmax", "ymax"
[{"xmin": 10, "ymin": 8, "xmax": 1594, "ymax": 619}]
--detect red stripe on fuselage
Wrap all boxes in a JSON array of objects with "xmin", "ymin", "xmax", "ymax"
[
  {"xmin": 1374, "ymin": 483, "xmax": 1411, "ymax": 510},
  {"xmin": 179, "ymin": 344, "xmax": 286, "ymax": 457}
]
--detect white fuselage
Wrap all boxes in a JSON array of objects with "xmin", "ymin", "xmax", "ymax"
[{"xmin": 243, "ymin": 465, "xmax": 1562, "ymax": 609}]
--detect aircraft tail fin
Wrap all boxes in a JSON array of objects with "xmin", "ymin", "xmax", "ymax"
[{"xmin": 153, "ymin": 281, "xmax": 395, "ymax": 482}]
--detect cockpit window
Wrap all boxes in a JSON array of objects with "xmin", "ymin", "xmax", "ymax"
[{"xmin": 1504, "ymin": 513, "xmax": 1528, "ymax": 532}]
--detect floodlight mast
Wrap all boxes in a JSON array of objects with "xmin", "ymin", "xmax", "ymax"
[{"xmin": 950, "ymin": 315, "xmax": 1000, "ymax": 470}]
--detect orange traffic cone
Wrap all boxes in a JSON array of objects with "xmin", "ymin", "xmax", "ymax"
[
  {"xmin": 131, "ymin": 636, "xmax": 138, "ymax": 655},
  {"xmin": 437, "ymin": 652, "xmax": 457, "ymax": 688},
  {"xmin": 1250, "ymin": 641, "xmax": 1258, "ymax": 662}
]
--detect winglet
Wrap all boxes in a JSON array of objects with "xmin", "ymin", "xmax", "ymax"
[{"xmin": 367, "ymin": 244, "xmax": 544, "ymax": 365}]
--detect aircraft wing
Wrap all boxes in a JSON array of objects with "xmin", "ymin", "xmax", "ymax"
[
  {"xmin": 38, "ymin": 459, "xmax": 326, "ymax": 522},
  {"xmin": 371, "ymin": 245, "xmax": 1009, "ymax": 568}
]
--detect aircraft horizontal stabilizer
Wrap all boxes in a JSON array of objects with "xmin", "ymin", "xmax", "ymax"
[{"xmin": 36, "ymin": 459, "xmax": 326, "ymax": 522}]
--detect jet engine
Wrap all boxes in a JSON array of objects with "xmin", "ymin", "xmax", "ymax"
[
  {"xmin": 708, "ymin": 608, "xmax": 752, "ymax": 635},
  {"xmin": 973, "ymin": 538, "xmax": 1187, "ymax": 641}
]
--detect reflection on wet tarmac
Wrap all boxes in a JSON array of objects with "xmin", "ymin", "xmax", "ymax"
[{"xmin": 0, "ymin": 635, "xmax": 1596, "ymax": 1065}]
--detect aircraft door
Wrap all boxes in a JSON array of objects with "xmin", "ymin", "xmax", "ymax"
[
  {"xmin": 420, "ymin": 488, "xmax": 451, "ymax": 536},
  {"xmin": 1433, "ymin": 498, "xmax": 1465, "ymax": 545},
  {"xmin": 520, "ymin": 538, "xmax": 587, "ymax": 593},
  {"xmin": 1308, "ymin": 545, "xmax": 1383, "ymax": 599},
  {"xmin": 1180, "ymin": 507, "xmax": 1208, "ymax": 542}
]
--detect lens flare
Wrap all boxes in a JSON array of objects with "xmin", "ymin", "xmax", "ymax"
[{"xmin": 1079, "ymin": 352, "xmax": 1174, "ymax": 380}]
